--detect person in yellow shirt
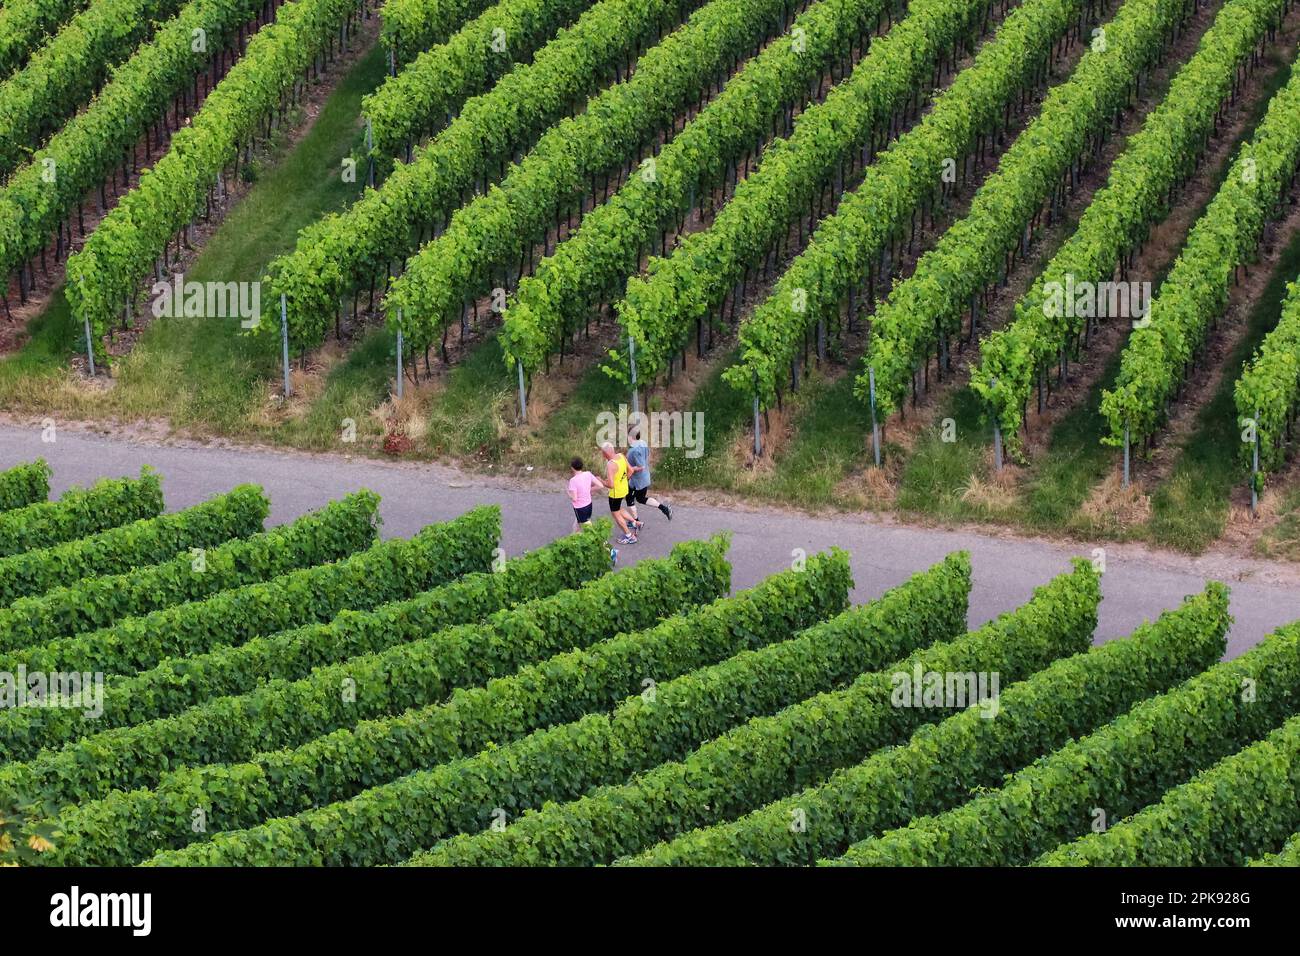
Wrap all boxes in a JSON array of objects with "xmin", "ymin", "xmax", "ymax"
[{"xmin": 600, "ymin": 442, "xmax": 638, "ymax": 544}]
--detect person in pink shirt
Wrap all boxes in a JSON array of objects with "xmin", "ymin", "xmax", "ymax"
[{"xmin": 567, "ymin": 457, "xmax": 606, "ymax": 531}]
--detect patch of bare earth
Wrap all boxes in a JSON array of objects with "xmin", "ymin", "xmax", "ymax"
[
  {"xmin": 846, "ymin": 465, "xmax": 897, "ymax": 507},
  {"xmin": 1080, "ymin": 472, "xmax": 1153, "ymax": 531},
  {"xmin": 368, "ymin": 385, "xmax": 439, "ymax": 457},
  {"xmin": 727, "ymin": 401, "xmax": 796, "ymax": 473},
  {"xmin": 957, "ymin": 448, "xmax": 1022, "ymax": 512},
  {"xmin": 1225, "ymin": 452, "xmax": 1300, "ymax": 555},
  {"xmin": 252, "ymin": 341, "xmax": 349, "ymax": 428}
]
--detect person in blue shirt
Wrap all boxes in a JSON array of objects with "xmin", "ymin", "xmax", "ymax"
[{"xmin": 624, "ymin": 426, "xmax": 672, "ymax": 530}]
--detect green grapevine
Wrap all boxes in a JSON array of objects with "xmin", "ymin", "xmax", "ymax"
[
  {"xmin": 1101, "ymin": 55, "xmax": 1300, "ymax": 448},
  {"xmin": 974, "ymin": 0, "xmax": 1287, "ymax": 455}
]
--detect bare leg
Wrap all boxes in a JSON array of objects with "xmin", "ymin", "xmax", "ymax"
[{"xmin": 646, "ymin": 493, "xmax": 671, "ymax": 520}]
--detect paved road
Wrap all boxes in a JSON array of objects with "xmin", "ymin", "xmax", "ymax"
[{"xmin": 3, "ymin": 422, "xmax": 1299, "ymax": 659}]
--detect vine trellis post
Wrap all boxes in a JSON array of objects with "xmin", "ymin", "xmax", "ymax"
[
  {"xmin": 1122, "ymin": 424, "xmax": 1131, "ymax": 489},
  {"xmin": 280, "ymin": 293, "xmax": 291, "ymax": 398},
  {"xmin": 395, "ymin": 310, "xmax": 404, "ymax": 400},
  {"xmin": 628, "ymin": 334, "xmax": 640, "ymax": 416},
  {"xmin": 516, "ymin": 360, "xmax": 528, "ymax": 424},
  {"xmin": 78, "ymin": 279, "xmax": 96, "ymax": 376},
  {"xmin": 868, "ymin": 365, "xmax": 881, "ymax": 467},
  {"xmin": 991, "ymin": 378, "xmax": 1003, "ymax": 472},
  {"xmin": 365, "ymin": 118, "xmax": 375, "ymax": 189},
  {"xmin": 1251, "ymin": 408, "xmax": 1260, "ymax": 517}
]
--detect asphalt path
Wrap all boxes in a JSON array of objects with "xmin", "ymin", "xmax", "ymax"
[{"xmin": 3, "ymin": 422, "xmax": 1298, "ymax": 659}]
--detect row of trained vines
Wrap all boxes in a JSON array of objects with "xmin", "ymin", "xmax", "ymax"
[
  {"xmin": 386, "ymin": 0, "xmax": 815, "ymax": 365},
  {"xmin": 266, "ymin": 0, "xmax": 706, "ymax": 354},
  {"xmin": 971, "ymin": 0, "xmax": 1289, "ymax": 457},
  {"xmin": 6, "ymin": 0, "xmax": 1300, "ymax": 871},
  {"xmin": 3, "ymin": 459, "xmax": 1299, "ymax": 869},
  {"xmin": 1236, "ymin": 277, "xmax": 1300, "ymax": 490},
  {"xmin": 361, "ymin": 0, "xmax": 599, "ymax": 158},
  {"xmin": 696, "ymin": 0, "xmax": 1104, "ymax": 412},
  {"xmin": 0, "ymin": 459, "xmax": 50, "ymax": 514},
  {"xmin": 381, "ymin": 0, "xmax": 506, "ymax": 61},
  {"xmin": 829, "ymin": 619, "xmax": 1300, "ymax": 866},
  {"xmin": 856, "ymin": 0, "xmax": 1198, "ymax": 425},
  {"xmin": 41, "ymin": 537, "xmax": 741, "ymax": 864},
  {"xmin": 626, "ymin": 580, "xmax": 1230, "ymax": 865},
  {"xmin": 1100, "ymin": 47, "xmax": 1300, "ymax": 453},
  {"xmin": 65, "ymin": 0, "xmax": 370, "ymax": 362},
  {"xmin": 498, "ymin": 0, "xmax": 901, "ymax": 383},
  {"xmin": 0, "ymin": 0, "xmax": 192, "ymax": 178},
  {"xmin": 0, "ymin": 0, "xmax": 93, "ymax": 78},
  {"xmin": 0, "ymin": 0, "xmax": 278, "ymax": 304}
]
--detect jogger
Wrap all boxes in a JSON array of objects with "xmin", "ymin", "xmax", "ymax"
[
  {"xmin": 600, "ymin": 442, "xmax": 638, "ymax": 544},
  {"xmin": 567, "ymin": 458, "xmax": 605, "ymax": 532},
  {"xmin": 625, "ymin": 427, "xmax": 672, "ymax": 526}
]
